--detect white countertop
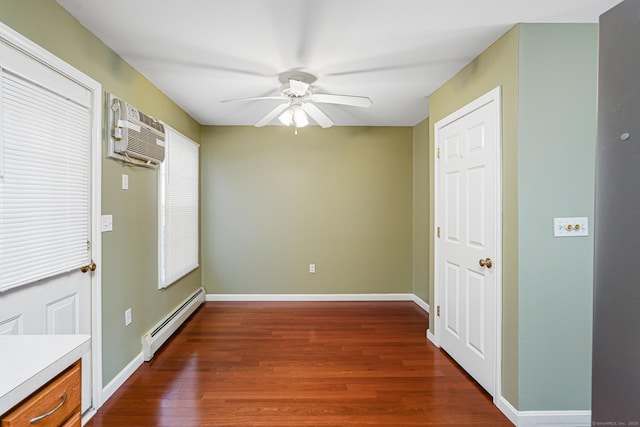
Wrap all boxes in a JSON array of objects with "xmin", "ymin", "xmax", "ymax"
[{"xmin": 0, "ymin": 335, "xmax": 91, "ymax": 415}]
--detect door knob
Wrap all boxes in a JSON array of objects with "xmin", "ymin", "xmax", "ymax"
[
  {"xmin": 479, "ymin": 258, "xmax": 493, "ymax": 269},
  {"xmin": 80, "ymin": 262, "xmax": 97, "ymax": 273}
]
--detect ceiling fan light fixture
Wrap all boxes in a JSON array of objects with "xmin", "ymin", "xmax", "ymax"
[
  {"xmin": 293, "ymin": 105, "xmax": 308, "ymax": 128},
  {"xmin": 278, "ymin": 108, "xmax": 293, "ymax": 126}
]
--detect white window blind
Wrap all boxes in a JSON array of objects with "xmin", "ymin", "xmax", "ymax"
[
  {"xmin": 0, "ymin": 69, "xmax": 91, "ymax": 292},
  {"xmin": 159, "ymin": 128, "xmax": 199, "ymax": 288}
]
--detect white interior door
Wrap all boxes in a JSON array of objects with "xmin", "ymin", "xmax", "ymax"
[
  {"xmin": 0, "ymin": 27, "xmax": 100, "ymax": 414},
  {"xmin": 435, "ymin": 88, "xmax": 501, "ymax": 396}
]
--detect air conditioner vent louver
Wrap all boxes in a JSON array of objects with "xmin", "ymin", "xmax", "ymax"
[
  {"xmin": 124, "ymin": 126, "xmax": 165, "ymax": 161},
  {"xmin": 137, "ymin": 111, "xmax": 165, "ymax": 133}
]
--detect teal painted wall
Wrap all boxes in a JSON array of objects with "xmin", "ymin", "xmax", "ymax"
[{"xmin": 518, "ymin": 24, "xmax": 598, "ymax": 410}]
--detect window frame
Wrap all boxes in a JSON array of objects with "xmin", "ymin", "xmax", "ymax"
[{"xmin": 158, "ymin": 126, "xmax": 199, "ymax": 289}]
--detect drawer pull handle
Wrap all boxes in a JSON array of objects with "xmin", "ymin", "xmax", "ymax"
[{"xmin": 29, "ymin": 392, "xmax": 67, "ymax": 424}]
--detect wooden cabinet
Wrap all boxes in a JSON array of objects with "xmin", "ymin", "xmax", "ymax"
[
  {"xmin": 1, "ymin": 361, "xmax": 81, "ymax": 427},
  {"xmin": 60, "ymin": 412, "xmax": 81, "ymax": 427}
]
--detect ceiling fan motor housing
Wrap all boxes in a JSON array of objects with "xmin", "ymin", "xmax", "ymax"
[{"xmin": 278, "ymin": 70, "xmax": 317, "ymax": 85}]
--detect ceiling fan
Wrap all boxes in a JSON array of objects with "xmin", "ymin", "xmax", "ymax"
[{"xmin": 221, "ymin": 71, "xmax": 372, "ymax": 129}]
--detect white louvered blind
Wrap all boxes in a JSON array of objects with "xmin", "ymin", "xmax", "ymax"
[
  {"xmin": 159, "ymin": 128, "xmax": 199, "ymax": 288},
  {"xmin": 0, "ymin": 69, "xmax": 90, "ymax": 292}
]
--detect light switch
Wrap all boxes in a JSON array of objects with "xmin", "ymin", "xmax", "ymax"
[
  {"xmin": 554, "ymin": 217, "xmax": 588, "ymax": 237},
  {"xmin": 101, "ymin": 214, "xmax": 113, "ymax": 232},
  {"xmin": 122, "ymin": 174, "xmax": 129, "ymax": 190}
]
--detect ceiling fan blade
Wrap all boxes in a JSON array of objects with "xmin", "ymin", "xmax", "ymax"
[
  {"xmin": 221, "ymin": 96, "xmax": 285, "ymax": 103},
  {"xmin": 301, "ymin": 103, "xmax": 333, "ymax": 128},
  {"xmin": 289, "ymin": 79, "xmax": 310, "ymax": 96},
  {"xmin": 311, "ymin": 93, "xmax": 372, "ymax": 108},
  {"xmin": 255, "ymin": 102, "xmax": 291, "ymax": 127}
]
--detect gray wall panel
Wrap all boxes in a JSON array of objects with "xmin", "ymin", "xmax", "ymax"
[{"xmin": 593, "ymin": 0, "xmax": 640, "ymax": 423}]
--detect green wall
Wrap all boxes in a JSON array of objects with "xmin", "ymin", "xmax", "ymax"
[
  {"xmin": 429, "ymin": 26, "xmax": 520, "ymax": 407},
  {"xmin": 0, "ymin": 0, "xmax": 202, "ymax": 385},
  {"xmin": 200, "ymin": 126, "xmax": 413, "ymax": 295},
  {"xmin": 518, "ymin": 24, "xmax": 597, "ymax": 411},
  {"xmin": 412, "ymin": 119, "xmax": 429, "ymax": 303}
]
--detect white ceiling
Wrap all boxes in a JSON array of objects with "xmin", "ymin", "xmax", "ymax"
[{"xmin": 56, "ymin": 0, "xmax": 621, "ymax": 127}]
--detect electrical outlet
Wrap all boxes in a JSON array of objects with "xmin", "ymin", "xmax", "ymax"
[
  {"xmin": 309, "ymin": 263, "xmax": 316, "ymax": 273},
  {"xmin": 125, "ymin": 308, "xmax": 132, "ymax": 326}
]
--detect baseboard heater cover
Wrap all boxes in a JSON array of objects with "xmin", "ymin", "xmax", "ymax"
[{"xmin": 141, "ymin": 287, "xmax": 204, "ymax": 361}]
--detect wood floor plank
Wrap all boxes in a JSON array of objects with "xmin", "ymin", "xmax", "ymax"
[{"xmin": 87, "ymin": 301, "xmax": 513, "ymax": 426}]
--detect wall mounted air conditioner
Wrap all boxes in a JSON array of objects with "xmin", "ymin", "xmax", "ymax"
[{"xmin": 108, "ymin": 95, "xmax": 165, "ymax": 165}]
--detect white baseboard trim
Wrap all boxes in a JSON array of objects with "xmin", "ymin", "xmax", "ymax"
[
  {"xmin": 206, "ymin": 293, "xmax": 420, "ymax": 302},
  {"xmin": 101, "ymin": 351, "xmax": 144, "ymax": 404},
  {"xmin": 497, "ymin": 396, "xmax": 519, "ymax": 425},
  {"xmin": 81, "ymin": 408, "xmax": 97, "ymax": 426},
  {"xmin": 494, "ymin": 393, "xmax": 591, "ymax": 426},
  {"xmin": 494, "ymin": 396, "xmax": 591, "ymax": 427},
  {"xmin": 517, "ymin": 410, "xmax": 591, "ymax": 426},
  {"xmin": 410, "ymin": 294, "xmax": 430, "ymax": 314},
  {"xmin": 206, "ymin": 293, "xmax": 429, "ymax": 314},
  {"xmin": 426, "ymin": 329, "xmax": 437, "ymax": 346}
]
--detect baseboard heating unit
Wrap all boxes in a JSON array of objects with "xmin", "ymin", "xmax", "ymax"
[{"xmin": 141, "ymin": 287, "xmax": 205, "ymax": 361}]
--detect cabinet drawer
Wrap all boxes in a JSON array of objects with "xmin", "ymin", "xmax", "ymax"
[
  {"xmin": 60, "ymin": 411, "xmax": 81, "ymax": 427},
  {"xmin": 2, "ymin": 361, "xmax": 81, "ymax": 427}
]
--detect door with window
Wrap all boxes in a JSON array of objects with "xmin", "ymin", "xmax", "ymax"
[
  {"xmin": 0, "ymin": 26, "xmax": 100, "ymax": 414},
  {"xmin": 435, "ymin": 88, "xmax": 501, "ymax": 397}
]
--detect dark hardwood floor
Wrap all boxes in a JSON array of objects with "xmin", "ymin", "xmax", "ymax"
[{"xmin": 87, "ymin": 301, "xmax": 513, "ymax": 426}]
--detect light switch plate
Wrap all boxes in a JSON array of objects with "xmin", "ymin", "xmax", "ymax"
[
  {"xmin": 122, "ymin": 174, "xmax": 129, "ymax": 190},
  {"xmin": 554, "ymin": 217, "xmax": 588, "ymax": 237},
  {"xmin": 101, "ymin": 214, "xmax": 113, "ymax": 232}
]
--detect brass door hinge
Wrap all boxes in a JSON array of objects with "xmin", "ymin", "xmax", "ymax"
[
  {"xmin": 437, "ymin": 227, "xmax": 440, "ymax": 238},
  {"xmin": 437, "ymin": 305, "xmax": 441, "ymax": 317},
  {"xmin": 437, "ymin": 147, "xmax": 440, "ymax": 159}
]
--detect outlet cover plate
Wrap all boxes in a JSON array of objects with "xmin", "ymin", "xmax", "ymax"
[
  {"xmin": 554, "ymin": 217, "xmax": 588, "ymax": 237},
  {"xmin": 101, "ymin": 214, "xmax": 113, "ymax": 232}
]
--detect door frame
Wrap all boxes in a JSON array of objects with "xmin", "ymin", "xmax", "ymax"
[
  {"xmin": 0, "ymin": 22, "xmax": 104, "ymax": 413},
  {"xmin": 433, "ymin": 86, "xmax": 503, "ymax": 402}
]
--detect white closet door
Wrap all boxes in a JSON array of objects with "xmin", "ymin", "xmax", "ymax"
[{"xmin": 435, "ymin": 88, "xmax": 501, "ymax": 397}]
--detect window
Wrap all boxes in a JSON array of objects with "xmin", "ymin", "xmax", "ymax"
[
  {"xmin": 0, "ymin": 65, "xmax": 92, "ymax": 292},
  {"xmin": 158, "ymin": 127, "xmax": 199, "ymax": 288}
]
